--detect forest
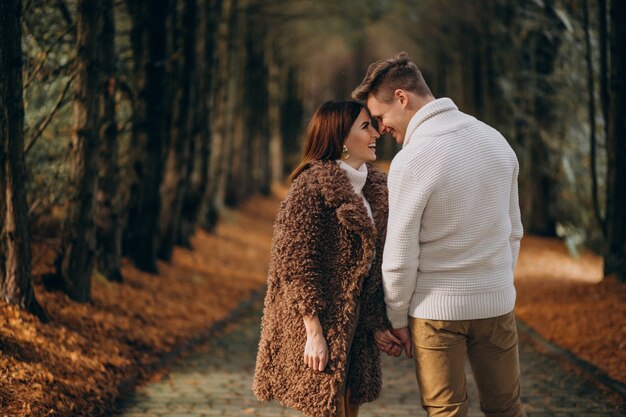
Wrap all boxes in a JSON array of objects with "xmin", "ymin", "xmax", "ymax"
[{"xmin": 1, "ymin": 0, "xmax": 625, "ymax": 319}]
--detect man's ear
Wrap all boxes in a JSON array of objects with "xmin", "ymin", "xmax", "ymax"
[{"xmin": 395, "ymin": 89, "xmax": 409, "ymax": 108}]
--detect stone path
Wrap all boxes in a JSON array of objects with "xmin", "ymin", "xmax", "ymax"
[{"xmin": 114, "ymin": 294, "xmax": 625, "ymax": 417}]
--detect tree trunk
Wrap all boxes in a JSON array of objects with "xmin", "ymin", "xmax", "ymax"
[
  {"xmin": 95, "ymin": 0, "xmax": 123, "ymax": 282},
  {"xmin": 604, "ymin": 0, "xmax": 626, "ymax": 282},
  {"xmin": 515, "ymin": 1, "xmax": 562, "ymax": 236},
  {"xmin": 245, "ymin": 21, "xmax": 271, "ymax": 196},
  {"xmin": 599, "ymin": 0, "xmax": 610, "ymax": 152},
  {"xmin": 480, "ymin": 1, "xmax": 497, "ymax": 127},
  {"xmin": 266, "ymin": 39, "xmax": 283, "ymax": 185},
  {"xmin": 280, "ymin": 66, "xmax": 304, "ymax": 174},
  {"xmin": 179, "ymin": 0, "xmax": 220, "ymax": 245},
  {"xmin": 202, "ymin": 0, "xmax": 233, "ymax": 231},
  {"xmin": 0, "ymin": 0, "xmax": 46, "ymax": 321},
  {"xmin": 158, "ymin": 0, "xmax": 197, "ymax": 261},
  {"xmin": 54, "ymin": 0, "xmax": 102, "ymax": 302},
  {"xmin": 583, "ymin": 0, "xmax": 605, "ymax": 233},
  {"xmin": 225, "ymin": 9, "xmax": 249, "ymax": 207},
  {"xmin": 123, "ymin": 0, "xmax": 170, "ymax": 272}
]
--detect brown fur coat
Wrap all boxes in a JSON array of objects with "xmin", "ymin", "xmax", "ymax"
[{"xmin": 253, "ymin": 160, "xmax": 390, "ymax": 417}]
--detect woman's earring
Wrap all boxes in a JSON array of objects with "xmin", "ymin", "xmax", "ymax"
[{"xmin": 342, "ymin": 145, "xmax": 350, "ymax": 160}]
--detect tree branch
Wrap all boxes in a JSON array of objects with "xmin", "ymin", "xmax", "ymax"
[
  {"xmin": 23, "ymin": 23, "xmax": 76, "ymax": 89},
  {"xmin": 24, "ymin": 74, "xmax": 75, "ymax": 155},
  {"xmin": 28, "ymin": 148, "xmax": 72, "ymax": 218},
  {"xmin": 55, "ymin": 0, "xmax": 74, "ymax": 28}
]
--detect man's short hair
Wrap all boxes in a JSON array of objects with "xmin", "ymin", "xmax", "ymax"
[{"xmin": 352, "ymin": 52, "xmax": 432, "ymax": 103}]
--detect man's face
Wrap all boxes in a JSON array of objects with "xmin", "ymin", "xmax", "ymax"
[{"xmin": 366, "ymin": 92, "xmax": 410, "ymax": 145}]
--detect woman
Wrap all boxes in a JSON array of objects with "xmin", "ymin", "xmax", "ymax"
[{"xmin": 253, "ymin": 101, "xmax": 401, "ymax": 417}]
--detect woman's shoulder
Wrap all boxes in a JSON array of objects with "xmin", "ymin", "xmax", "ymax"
[{"xmin": 290, "ymin": 160, "xmax": 341, "ymax": 192}]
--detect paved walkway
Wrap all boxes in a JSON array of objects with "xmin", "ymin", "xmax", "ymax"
[{"xmin": 114, "ymin": 294, "xmax": 625, "ymax": 417}]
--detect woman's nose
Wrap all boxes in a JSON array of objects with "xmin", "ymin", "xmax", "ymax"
[{"xmin": 371, "ymin": 125, "xmax": 381, "ymax": 138}]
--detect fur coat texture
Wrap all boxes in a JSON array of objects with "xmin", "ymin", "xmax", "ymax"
[{"xmin": 253, "ymin": 160, "xmax": 391, "ymax": 417}]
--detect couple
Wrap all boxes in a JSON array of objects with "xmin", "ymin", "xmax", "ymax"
[{"xmin": 253, "ymin": 52, "xmax": 525, "ymax": 417}]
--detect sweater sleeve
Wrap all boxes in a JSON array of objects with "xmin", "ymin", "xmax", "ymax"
[
  {"xmin": 274, "ymin": 180, "xmax": 326, "ymax": 318},
  {"xmin": 509, "ymin": 161, "xmax": 524, "ymax": 272},
  {"xmin": 382, "ymin": 162, "xmax": 429, "ymax": 328}
]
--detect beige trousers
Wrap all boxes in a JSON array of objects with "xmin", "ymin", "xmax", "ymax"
[{"xmin": 409, "ymin": 311, "xmax": 526, "ymax": 417}]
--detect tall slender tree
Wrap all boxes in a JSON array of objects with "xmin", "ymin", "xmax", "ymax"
[
  {"xmin": 53, "ymin": 0, "xmax": 102, "ymax": 302},
  {"xmin": 583, "ymin": 0, "xmax": 605, "ymax": 232},
  {"xmin": 95, "ymin": 0, "xmax": 123, "ymax": 282},
  {"xmin": 510, "ymin": 1, "xmax": 563, "ymax": 236},
  {"xmin": 159, "ymin": 0, "xmax": 197, "ymax": 260},
  {"xmin": 202, "ymin": 0, "xmax": 234, "ymax": 231},
  {"xmin": 244, "ymin": 18, "xmax": 271, "ymax": 196},
  {"xmin": 0, "ymin": 0, "xmax": 46, "ymax": 320},
  {"xmin": 179, "ymin": 0, "xmax": 220, "ymax": 245},
  {"xmin": 604, "ymin": 0, "xmax": 626, "ymax": 281},
  {"xmin": 124, "ymin": 0, "xmax": 171, "ymax": 272},
  {"xmin": 225, "ymin": 9, "xmax": 250, "ymax": 207},
  {"xmin": 266, "ymin": 37, "xmax": 284, "ymax": 186}
]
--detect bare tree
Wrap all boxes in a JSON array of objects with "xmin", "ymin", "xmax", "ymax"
[
  {"xmin": 583, "ymin": 0, "xmax": 605, "ymax": 233},
  {"xmin": 179, "ymin": 0, "xmax": 220, "ymax": 245},
  {"xmin": 244, "ymin": 17, "xmax": 271, "ymax": 196},
  {"xmin": 53, "ymin": 0, "xmax": 102, "ymax": 302},
  {"xmin": 0, "ymin": 0, "xmax": 47, "ymax": 320},
  {"xmin": 225, "ymin": 9, "xmax": 250, "ymax": 207},
  {"xmin": 95, "ymin": 0, "xmax": 123, "ymax": 282},
  {"xmin": 202, "ymin": 0, "xmax": 234, "ymax": 231},
  {"xmin": 604, "ymin": 0, "xmax": 626, "ymax": 281},
  {"xmin": 266, "ymin": 36, "xmax": 284, "ymax": 186},
  {"xmin": 123, "ymin": 0, "xmax": 171, "ymax": 272},
  {"xmin": 158, "ymin": 0, "xmax": 197, "ymax": 261}
]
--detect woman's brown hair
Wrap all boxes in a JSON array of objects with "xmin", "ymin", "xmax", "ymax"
[{"xmin": 290, "ymin": 101, "xmax": 365, "ymax": 181}]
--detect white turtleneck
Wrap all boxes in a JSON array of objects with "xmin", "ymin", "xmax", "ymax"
[{"xmin": 336, "ymin": 160, "xmax": 373, "ymax": 220}]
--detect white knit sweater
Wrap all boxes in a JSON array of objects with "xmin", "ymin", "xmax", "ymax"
[{"xmin": 383, "ymin": 98, "xmax": 523, "ymax": 327}]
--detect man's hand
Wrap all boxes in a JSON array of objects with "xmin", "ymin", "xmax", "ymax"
[
  {"xmin": 374, "ymin": 329, "xmax": 403, "ymax": 357},
  {"xmin": 391, "ymin": 327, "xmax": 412, "ymax": 358}
]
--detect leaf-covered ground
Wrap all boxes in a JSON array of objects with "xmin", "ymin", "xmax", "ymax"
[
  {"xmin": 0, "ymin": 194, "xmax": 278, "ymax": 416},
  {"xmin": 515, "ymin": 235, "xmax": 625, "ymax": 385},
  {"xmin": 1, "ymin": 194, "xmax": 623, "ymax": 416}
]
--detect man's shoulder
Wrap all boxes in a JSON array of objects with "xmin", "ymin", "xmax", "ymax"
[{"xmin": 391, "ymin": 136, "xmax": 441, "ymax": 172}]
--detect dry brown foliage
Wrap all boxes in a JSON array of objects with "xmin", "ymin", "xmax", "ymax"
[
  {"xmin": 1, "ymin": 193, "xmax": 624, "ymax": 416},
  {"xmin": 0, "ymin": 194, "xmax": 278, "ymax": 416},
  {"xmin": 515, "ymin": 235, "xmax": 625, "ymax": 385}
]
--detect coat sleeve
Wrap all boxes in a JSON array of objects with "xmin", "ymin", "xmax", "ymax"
[
  {"xmin": 360, "ymin": 268, "xmax": 392, "ymax": 333},
  {"xmin": 360, "ymin": 168, "xmax": 392, "ymax": 333},
  {"xmin": 272, "ymin": 179, "xmax": 327, "ymax": 318}
]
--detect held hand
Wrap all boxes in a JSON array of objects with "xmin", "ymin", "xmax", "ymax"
[
  {"xmin": 374, "ymin": 329, "xmax": 403, "ymax": 357},
  {"xmin": 391, "ymin": 327, "xmax": 413, "ymax": 359},
  {"xmin": 304, "ymin": 332, "xmax": 329, "ymax": 371}
]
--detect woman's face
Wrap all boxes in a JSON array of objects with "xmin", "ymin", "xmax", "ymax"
[{"xmin": 343, "ymin": 108, "xmax": 380, "ymax": 169}]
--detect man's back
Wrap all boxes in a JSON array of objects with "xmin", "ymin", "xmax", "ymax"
[{"xmin": 384, "ymin": 98, "xmax": 523, "ymax": 321}]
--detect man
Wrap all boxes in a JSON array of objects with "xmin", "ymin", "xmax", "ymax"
[{"xmin": 352, "ymin": 52, "xmax": 526, "ymax": 417}]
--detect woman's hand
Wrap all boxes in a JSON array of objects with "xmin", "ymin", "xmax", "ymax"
[
  {"xmin": 303, "ymin": 315, "xmax": 329, "ymax": 371},
  {"xmin": 304, "ymin": 332, "xmax": 329, "ymax": 371},
  {"xmin": 374, "ymin": 329, "xmax": 403, "ymax": 357}
]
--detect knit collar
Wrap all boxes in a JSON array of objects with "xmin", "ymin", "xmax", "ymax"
[
  {"xmin": 403, "ymin": 97, "xmax": 458, "ymax": 148},
  {"xmin": 336, "ymin": 160, "xmax": 368, "ymax": 195}
]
